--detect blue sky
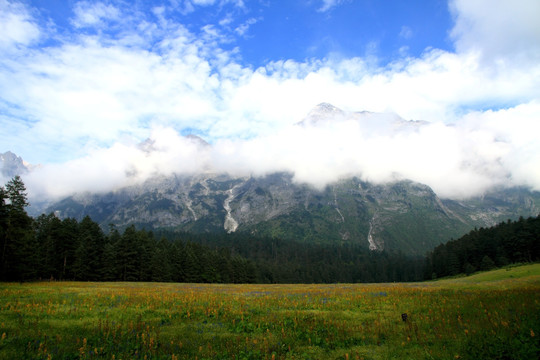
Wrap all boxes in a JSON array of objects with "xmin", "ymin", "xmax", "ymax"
[
  {"xmin": 1, "ymin": 0, "xmax": 540, "ymax": 199},
  {"xmin": 27, "ymin": 0, "xmax": 454, "ymax": 66},
  {"xmin": 209, "ymin": 0, "xmax": 453, "ymax": 66}
]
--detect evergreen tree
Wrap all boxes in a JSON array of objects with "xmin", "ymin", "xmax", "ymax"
[
  {"xmin": 115, "ymin": 225, "xmax": 139, "ymax": 281},
  {"xmin": 34, "ymin": 213, "xmax": 60, "ymax": 279},
  {"xmin": 136, "ymin": 229, "xmax": 154, "ymax": 282},
  {"xmin": 182, "ymin": 244, "xmax": 201, "ymax": 283},
  {"xmin": 0, "ymin": 186, "xmax": 8, "ymax": 278},
  {"xmin": 480, "ymin": 255, "xmax": 495, "ymax": 271},
  {"xmin": 101, "ymin": 241, "xmax": 118, "ymax": 281},
  {"xmin": 5, "ymin": 176, "xmax": 29, "ymax": 210},
  {"xmin": 73, "ymin": 235, "xmax": 92, "ymax": 280},
  {"xmin": 59, "ymin": 218, "xmax": 79, "ymax": 279},
  {"xmin": 464, "ymin": 262, "xmax": 476, "ymax": 276},
  {"xmin": 1, "ymin": 176, "xmax": 35, "ymax": 281},
  {"xmin": 102, "ymin": 224, "xmax": 121, "ymax": 280},
  {"xmin": 169, "ymin": 242, "xmax": 185, "ymax": 282},
  {"xmin": 71, "ymin": 216, "xmax": 106, "ymax": 280},
  {"xmin": 150, "ymin": 238, "xmax": 172, "ymax": 282}
]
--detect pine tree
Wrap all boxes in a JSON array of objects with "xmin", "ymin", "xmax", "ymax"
[
  {"xmin": 102, "ymin": 224, "xmax": 121, "ymax": 280},
  {"xmin": 1, "ymin": 177, "xmax": 35, "ymax": 281},
  {"xmin": 0, "ymin": 187, "xmax": 8, "ymax": 278},
  {"xmin": 70, "ymin": 216, "xmax": 106, "ymax": 280},
  {"xmin": 115, "ymin": 225, "xmax": 139, "ymax": 281},
  {"xmin": 169, "ymin": 242, "xmax": 185, "ymax": 282},
  {"xmin": 73, "ymin": 235, "xmax": 92, "ymax": 280},
  {"xmin": 34, "ymin": 213, "xmax": 59, "ymax": 279},
  {"xmin": 182, "ymin": 244, "xmax": 201, "ymax": 283},
  {"xmin": 5, "ymin": 176, "xmax": 29, "ymax": 210},
  {"xmin": 150, "ymin": 238, "xmax": 172, "ymax": 282},
  {"xmin": 136, "ymin": 229, "xmax": 154, "ymax": 282},
  {"xmin": 101, "ymin": 241, "xmax": 118, "ymax": 281},
  {"xmin": 59, "ymin": 218, "xmax": 79, "ymax": 279},
  {"xmin": 480, "ymin": 255, "xmax": 495, "ymax": 271}
]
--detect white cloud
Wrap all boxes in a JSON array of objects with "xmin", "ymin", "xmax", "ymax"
[
  {"xmin": 71, "ymin": 1, "xmax": 121, "ymax": 28},
  {"xmin": 24, "ymin": 101, "xmax": 540, "ymax": 201},
  {"xmin": 2, "ymin": 0, "xmax": 540, "ymax": 202},
  {"xmin": 234, "ymin": 17, "xmax": 258, "ymax": 36},
  {"xmin": 192, "ymin": 0, "xmax": 217, "ymax": 5},
  {"xmin": 318, "ymin": 0, "xmax": 349, "ymax": 13},
  {"xmin": 449, "ymin": 0, "xmax": 540, "ymax": 65},
  {"xmin": 176, "ymin": 0, "xmax": 244, "ymax": 14},
  {"xmin": 209, "ymin": 103, "xmax": 539, "ymax": 198},
  {"xmin": 0, "ymin": 0, "xmax": 40, "ymax": 49},
  {"xmin": 25, "ymin": 127, "xmax": 212, "ymax": 199},
  {"xmin": 399, "ymin": 26, "xmax": 413, "ymax": 40}
]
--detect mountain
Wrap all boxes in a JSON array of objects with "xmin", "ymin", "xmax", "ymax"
[
  {"xmin": 0, "ymin": 151, "xmax": 30, "ymax": 179},
  {"xmin": 43, "ymin": 172, "xmax": 540, "ymax": 256},
  {"xmin": 5, "ymin": 104, "xmax": 540, "ymax": 256},
  {"xmin": 298, "ymin": 102, "xmax": 428, "ymax": 131}
]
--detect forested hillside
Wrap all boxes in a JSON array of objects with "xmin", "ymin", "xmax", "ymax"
[
  {"xmin": 1, "ymin": 176, "xmax": 424, "ymax": 283},
  {"xmin": 425, "ymin": 215, "xmax": 540, "ymax": 278},
  {"xmin": 1, "ymin": 176, "xmax": 538, "ymax": 283}
]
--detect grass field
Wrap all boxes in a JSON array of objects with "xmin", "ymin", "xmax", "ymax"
[{"xmin": 1, "ymin": 264, "xmax": 539, "ymax": 359}]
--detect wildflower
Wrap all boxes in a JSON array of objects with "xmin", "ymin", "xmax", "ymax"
[{"xmin": 531, "ymin": 329, "xmax": 535, "ymax": 337}]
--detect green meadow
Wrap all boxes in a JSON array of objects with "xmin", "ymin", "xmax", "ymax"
[{"xmin": 0, "ymin": 264, "xmax": 539, "ymax": 360}]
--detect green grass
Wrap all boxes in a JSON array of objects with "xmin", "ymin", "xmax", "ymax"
[
  {"xmin": 432, "ymin": 263, "xmax": 540, "ymax": 289},
  {"xmin": 0, "ymin": 264, "xmax": 539, "ymax": 359}
]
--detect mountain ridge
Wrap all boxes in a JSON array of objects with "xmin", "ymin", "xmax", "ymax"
[
  {"xmin": 37, "ymin": 171, "xmax": 540, "ymax": 256},
  {"xmin": 3, "ymin": 152, "xmax": 539, "ymax": 256},
  {"xmin": 3, "ymin": 104, "xmax": 540, "ymax": 256}
]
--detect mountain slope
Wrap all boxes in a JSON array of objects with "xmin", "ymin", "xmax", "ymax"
[
  {"xmin": 43, "ymin": 172, "xmax": 540, "ymax": 256},
  {"xmin": 1, "ymin": 151, "xmax": 30, "ymax": 179}
]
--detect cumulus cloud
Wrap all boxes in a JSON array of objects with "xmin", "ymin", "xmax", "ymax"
[
  {"xmin": 234, "ymin": 17, "xmax": 258, "ymax": 37},
  {"xmin": 449, "ymin": 0, "xmax": 540, "ymax": 65},
  {"xmin": 22, "ymin": 101, "xmax": 540, "ymax": 202},
  {"xmin": 25, "ymin": 127, "xmax": 211, "ymax": 199},
  {"xmin": 71, "ymin": 1, "xmax": 121, "ymax": 28},
  {"xmin": 1, "ymin": 0, "xmax": 540, "ymax": 202},
  {"xmin": 0, "ymin": 0, "xmax": 40, "ymax": 49}
]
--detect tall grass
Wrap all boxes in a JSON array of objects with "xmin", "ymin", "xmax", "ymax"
[{"xmin": 1, "ymin": 264, "xmax": 538, "ymax": 359}]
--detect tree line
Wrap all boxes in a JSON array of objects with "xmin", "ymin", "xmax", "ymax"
[
  {"xmin": 1, "ymin": 176, "xmax": 256, "ymax": 283},
  {"xmin": 1, "ymin": 176, "xmax": 425, "ymax": 283},
  {"xmin": 424, "ymin": 215, "xmax": 540, "ymax": 278},
  {"xmin": 158, "ymin": 231, "xmax": 426, "ymax": 283},
  {"xmin": 1, "ymin": 176, "xmax": 538, "ymax": 283}
]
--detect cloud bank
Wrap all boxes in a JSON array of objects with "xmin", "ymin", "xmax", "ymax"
[
  {"xmin": 22, "ymin": 100, "xmax": 540, "ymax": 201},
  {"xmin": 0, "ymin": 0, "xmax": 539, "ymax": 201}
]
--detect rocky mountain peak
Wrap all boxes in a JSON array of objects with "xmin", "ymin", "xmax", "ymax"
[
  {"xmin": 185, "ymin": 134, "xmax": 210, "ymax": 147},
  {"xmin": 1, "ymin": 151, "xmax": 29, "ymax": 178},
  {"xmin": 298, "ymin": 103, "xmax": 346, "ymax": 126}
]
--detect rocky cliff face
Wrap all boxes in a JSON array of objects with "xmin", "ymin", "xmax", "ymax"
[
  {"xmin": 44, "ymin": 171, "xmax": 540, "ymax": 256},
  {"xmin": 0, "ymin": 151, "xmax": 29, "ymax": 179}
]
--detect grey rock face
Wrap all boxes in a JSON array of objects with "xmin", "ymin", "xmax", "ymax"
[
  {"xmin": 45, "ymin": 172, "xmax": 540, "ymax": 256},
  {"xmin": 1, "ymin": 151, "xmax": 29, "ymax": 178}
]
